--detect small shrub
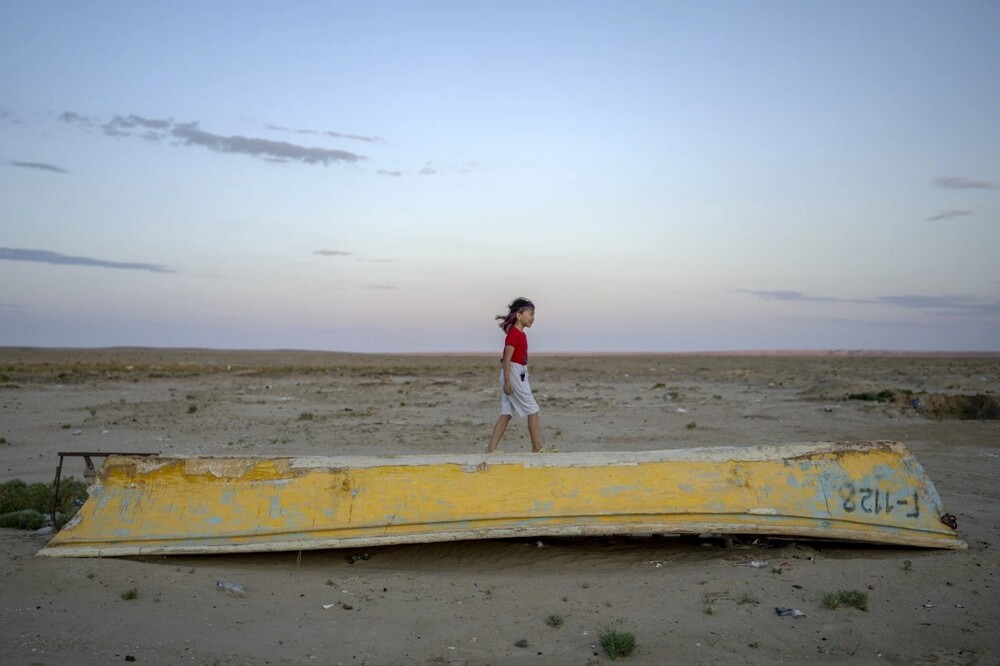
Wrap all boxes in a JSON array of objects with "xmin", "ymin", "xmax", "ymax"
[
  {"xmin": 297, "ymin": 411, "xmax": 315, "ymax": 421},
  {"xmin": 703, "ymin": 605, "xmax": 717, "ymax": 615},
  {"xmin": 686, "ymin": 422, "xmax": 697, "ymax": 430},
  {"xmin": 902, "ymin": 559, "xmax": 913, "ymax": 572},
  {"xmin": 651, "ymin": 382, "xmax": 666, "ymax": 390},
  {"xmin": 847, "ymin": 390, "xmax": 895, "ymax": 403},
  {"xmin": 121, "ymin": 587, "xmax": 138, "ymax": 600},
  {"xmin": 0, "ymin": 509, "xmax": 46, "ymax": 530},
  {"xmin": 737, "ymin": 590, "xmax": 759, "ymax": 605},
  {"xmin": 1, "ymin": 477, "xmax": 87, "ymax": 516},
  {"xmin": 600, "ymin": 627, "xmax": 636, "ymax": 660},
  {"xmin": 822, "ymin": 589, "xmax": 868, "ymax": 611},
  {"xmin": 545, "ymin": 614, "xmax": 564, "ymax": 628},
  {"xmin": 187, "ymin": 404, "xmax": 198, "ymax": 414},
  {"xmin": 514, "ymin": 639, "xmax": 529, "ymax": 648}
]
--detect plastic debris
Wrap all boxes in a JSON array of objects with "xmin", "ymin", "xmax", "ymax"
[
  {"xmin": 216, "ymin": 580, "xmax": 246, "ymax": 597},
  {"xmin": 322, "ymin": 603, "xmax": 336, "ymax": 609},
  {"xmin": 775, "ymin": 607, "xmax": 805, "ymax": 618},
  {"xmin": 748, "ymin": 559, "xmax": 769, "ymax": 568},
  {"xmin": 347, "ymin": 553, "xmax": 369, "ymax": 564}
]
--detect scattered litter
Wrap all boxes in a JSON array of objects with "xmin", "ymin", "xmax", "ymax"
[
  {"xmin": 823, "ymin": 406, "xmax": 835, "ymax": 413},
  {"xmin": 645, "ymin": 560, "xmax": 668, "ymax": 568},
  {"xmin": 923, "ymin": 604, "xmax": 934, "ymax": 608},
  {"xmin": 322, "ymin": 603, "xmax": 336, "ymax": 609},
  {"xmin": 347, "ymin": 553, "xmax": 369, "ymax": 564},
  {"xmin": 791, "ymin": 584, "xmax": 804, "ymax": 589},
  {"xmin": 748, "ymin": 559, "xmax": 769, "ymax": 568},
  {"xmin": 33, "ymin": 526, "xmax": 55, "ymax": 536},
  {"xmin": 676, "ymin": 408, "xmax": 688, "ymax": 414},
  {"xmin": 955, "ymin": 604, "xmax": 964, "ymax": 608},
  {"xmin": 775, "ymin": 607, "xmax": 805, "ymax": 618},
  {"xmin": 72, "ymin": 430, "xmax": 82, "ymax": 436},
  {"xmin": 909, "ymin": 398, "xmax": 926, "ymax": 410},
  {"xmin": 536, "ymin": 540, "xmax": 544, "ymax": 548},
  {"xmin": 216, "ymin": 580, "xmax": 246, "ymax": 597}
]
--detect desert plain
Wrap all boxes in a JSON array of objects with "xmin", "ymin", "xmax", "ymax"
[{"xmin": 1, "ymin": 348, "xmax": 998, "ymax": 665}]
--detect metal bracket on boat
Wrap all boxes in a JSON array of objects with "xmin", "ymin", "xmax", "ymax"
[
  {"xmin": 940, "ymin": 513, "xmax": 958, "ymax": 530},
  {"xmin": 51, "ymin": 451, "xmax": 159, "ymax": 525}
]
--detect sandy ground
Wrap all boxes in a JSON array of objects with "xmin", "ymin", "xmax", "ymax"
[{"xmin": 1, "ymin": 348, "xmax": 998, "ymax": 665}]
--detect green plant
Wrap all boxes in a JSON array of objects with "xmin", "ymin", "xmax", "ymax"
[
  {"xmin": 0, "ymin": 477, "xmax": 88, "ymax": 521},
  {"xmin": 297, "ymin": 411, "xmax": 315, "ymax": 421},
  {"xmin": 187, "ymin": 404, "xmax": 198, "ymax": 414},
  {"xmin": 737, "ymin": 590, "xmax": 759, "ymax": 605},
  {"xmin": 600, "ymin": 627, "xmax": 636, "ymax": 660},
  {"xmin": 121, "ymin": 587, "xmax": 138, "ymax": 600},
  {"xmin": 902, "ymin": 559, "xmax": 913, "ymax": 572},
  {"xmin": 514, "ymin": 639, "xmax": 528, "ymax": 648},
  {"xmin": 545, "ymin": 614, "xmax": 564, "ymax": 628},
  {"xmin": 686, "ymin": 422, "xmax": 697, "ymax": 430},
  {"xmin": 822, "ymin": 589, "xmax": 868, "ymax": 611},
  {"xmin": 847, "ymin": 390, "xmax": 895, "ymax": 403},
  {"xmin": 0, "ymin": 509, "xmax": 46, "ymax": 530},
  {"xmin": 703, "ymin": 605, "xmax": 717, "ymax": 615}
]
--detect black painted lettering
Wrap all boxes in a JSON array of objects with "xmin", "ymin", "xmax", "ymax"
[
  {"xmin": 906, "ymin": 491, "xmax": 920, "ymax": 519},
  {"xmin": 860, "ymin": 488, "xmax": 874, "ymax": 513},
  {"xmin": 840, "ymin": 483, "xmax": 856, "ymax": 513}
]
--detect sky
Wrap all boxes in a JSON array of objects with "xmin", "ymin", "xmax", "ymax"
[{"xmin": 1, "ymin": 0, "xmax": 998, "ymax": 353}]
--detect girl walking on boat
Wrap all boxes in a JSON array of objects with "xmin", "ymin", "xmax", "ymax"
[{"xmin": 486, "ymin": 297, "xmax": 544, "ymax": 453}]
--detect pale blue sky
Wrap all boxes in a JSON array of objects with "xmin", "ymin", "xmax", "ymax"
[{"xmin": 2, "ymin": 0, "xmax": 998, "ymax": 352}]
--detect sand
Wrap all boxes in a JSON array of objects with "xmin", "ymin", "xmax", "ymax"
[{"xmin": 1, "ymin": 348, "xmax": 997, "ymax": 665}]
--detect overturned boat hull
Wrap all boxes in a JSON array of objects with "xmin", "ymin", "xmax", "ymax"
[{"xmin": 38, "ymin": 441, "xmax": 965, "ymax": 557}]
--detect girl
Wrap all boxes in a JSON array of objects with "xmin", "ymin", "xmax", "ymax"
[{"xmin": 485, "ymin": 297, "xmax": 543, "ymax": 453}]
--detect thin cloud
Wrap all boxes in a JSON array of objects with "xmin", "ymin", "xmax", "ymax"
[
  {"xmin": 934, "ymin": 176, "xmax": 1000, "ymax": 190},
  {"xmin": 8, "ymin": 160, "xmax": 69, "ymax": 174},
  {"xmin": 0, "ymin": 247, "xmax": 174, "ymax": 273},
  {"xmin": 59, "ymin": 111, "xmax": 366, "ymax": 165},
  {"xmin": 737, "ymin": 289, "xmax": 871, "ymax": 304},
  {"xmin": 314, "ymin": 249, "xmax": 353, "ymax": 256},
  {"xmin": 265, "ymin": 123, "xmax": 383, "ymax": 144},
  {"xmin": 172, "ymin": 122, "xmax": 364, "ymax": 164},
  {"xmin": 377, "ymin": 169, "xmax": 402, "ymax": 177},
  {"xmin": 926, "ymin": 208, "xmax": 974, "ymax": 221},
  {"xmin": 740, "ymin": 288, "xmax": 998, "ymax": 313},
  {"xmin": 419, "ymin": 160, "xmax": 478, "ymax": 176},
  {"xmin": 877, "ymin": 294, "xmax": 999, "ymax": 312}
]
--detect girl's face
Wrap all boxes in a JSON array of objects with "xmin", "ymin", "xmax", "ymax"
[{"xmin": 517, "ymin": 307, "xmax": 535, "ymax": 328}]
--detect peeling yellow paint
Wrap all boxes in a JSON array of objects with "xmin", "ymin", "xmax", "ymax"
[{"xmin": 38, "ymin": 441, "xmax": 965, "ymax": 557}]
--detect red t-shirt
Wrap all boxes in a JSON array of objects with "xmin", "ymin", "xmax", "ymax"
[{"xmin": 504, "ymin": 327, "xmax": 529, "ymax": 365}]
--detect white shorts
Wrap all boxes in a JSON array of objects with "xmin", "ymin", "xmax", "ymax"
[{"xmin": 499, "ymin": 362, "xmax": 539, "ymax": 417}]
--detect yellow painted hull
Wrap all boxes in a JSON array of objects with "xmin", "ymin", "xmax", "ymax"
[{"xmin": 38, "ymin": 441, "xmax": 965, "ymax": 557}]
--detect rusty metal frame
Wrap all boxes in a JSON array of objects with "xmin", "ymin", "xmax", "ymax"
[{"xmin": 51, "ymin": 451, "xmax": 159, "ymax": 525}]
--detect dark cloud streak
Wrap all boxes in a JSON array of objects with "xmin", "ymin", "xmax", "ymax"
[
  {"xmin": 0, "ymin": 247, "xmax": 174, "ymax": 273},
  {"xmin": 8, "ymin": 161, "xmax": 69, "ymax": 174},
  {"xmin": 926, "ymin": 208, "xmax": 974, "ymax": 221},
  {"xmin": 59, "ymin": 111, "xmax": 366, "ymax": 165},
  {"xmin": 934, "ymin": 176, "xmax": 1000, "ymax": 190}
]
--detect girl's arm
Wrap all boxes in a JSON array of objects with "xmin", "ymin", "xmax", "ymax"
[{"xmin": 501, "ymin": 344, "xmax": 515, "ymax": 395}]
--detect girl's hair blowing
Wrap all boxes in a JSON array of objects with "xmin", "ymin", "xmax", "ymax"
[{"xmin": 496, "ymin": 297, "xmax": 534, "ymax": 332}]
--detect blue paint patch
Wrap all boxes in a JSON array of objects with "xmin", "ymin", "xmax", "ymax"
[
  {"xmin": 678, "ymin": 484, "xmax": 693, "ymax": 493},
  {"xmin": 600, "ymin": 485, "xmax": 640, "ymax": 496},
  {"xmin": 206, "ymin": 516, "xmax": 223, "ymax": 525},
  {"xmin": 269, "ymin": 496, "xmax": 282, "ymax": 517},
  {"xmin": 220, "ymin": 490, "xmax": 236, "ymax": 505},
  {"xmin": 533, "ymin": 501, "xmax": 554, "ymax": 511}
]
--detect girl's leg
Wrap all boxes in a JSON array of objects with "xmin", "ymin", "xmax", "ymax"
[
  {"xmin": 486, "ymin": 414, "xmax": 512, "ymax": 452},
  {"xmin": 527, "ymin": 412, "xmax": 542, "ymax": 452}
]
